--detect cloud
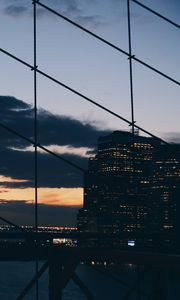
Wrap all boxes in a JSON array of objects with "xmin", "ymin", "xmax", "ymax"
[
  {"xmin": 1, "ymin": 0, "xmax": 154, "ymax": 29},
  {"xmin": 12, "ymin": 145, "xmax": 94, "ymax": 158},
  {"xmin": 0, "ymin": 96, "xmax": 109, "ymax": 148},
  {"xmin": 1, "ymin": 0, "xmax": 31, "ymax": 17},
  {"xmin": 0, "ymin": 96, "xmax": 110, "ymax": 188},
  {"xmin": 58, "ymin": 0, "xmax": 82, "ymax": 16},
  {"xmin": 0, "ymin": 199, "xmax": 80, "ymax": 226},
  {"xmin": 75, "ymin": 15, "xmax": 103, "ymax": 27},
  {"xmin": 1, "ymin": 0, "xmax": 101, "ymax": 26},
  {"xmin": 3, "ymin": 4, "xmax": 29, "ymax": 17}
]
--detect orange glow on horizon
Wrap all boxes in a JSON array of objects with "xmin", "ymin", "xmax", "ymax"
[
  {"xmin": 0, "ymin": 175, "xmax": 28, "ymax": 183},
  {"xmin": 0, "ymin": 187, "xmax": 83, "ymax": 206}
]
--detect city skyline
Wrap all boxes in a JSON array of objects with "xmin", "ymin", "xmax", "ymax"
[
  {"xmin": 0, "ymin": 0, "xmax": 179, "ymax": 226},
  {"xmin": 0, "ymin": 94, "xmax": 179, "ymax": 226},
  {"xmin": 77, "ymin": 130, "xmax": 180, "ymax": 249}
]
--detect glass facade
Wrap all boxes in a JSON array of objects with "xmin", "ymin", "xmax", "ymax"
[{"xmin": 77, "ymin": 131, "xmax": 180, "ymax": 250}]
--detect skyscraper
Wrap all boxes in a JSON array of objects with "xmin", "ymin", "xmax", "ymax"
[{"xmin": 77, "ymin": 131, "xmax": 180, "ymax": 251}]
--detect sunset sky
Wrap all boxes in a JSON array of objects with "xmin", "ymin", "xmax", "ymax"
[{"xmin": 0, "ymin": 0, "xmax": 179, "ymax": 226}]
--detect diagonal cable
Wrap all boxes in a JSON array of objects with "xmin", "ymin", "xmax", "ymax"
[
  {"xmin": 0, "ymin": 48, "xmax": 169, "ymax": 145},
  {"xmin": 35, "ymin": 1, "xmax": 180, "ymax": 86},
  {"xmin": 16, "ymin": 262, "xmax": 49, "ymax": 300},
  {"xmin": 0, "ymin": 121, "xmax": 85, "ymax": 172},
  {"xmin": 0, "ymin": 216, "xmax": 25, "ymax": 232},
  {"xmin": 131, "ymin": 0, "xmax": 180, "ymax": 29},
  {"xmin": 71, "ymin": 273, "xmax": 96, "ymax": 300}
]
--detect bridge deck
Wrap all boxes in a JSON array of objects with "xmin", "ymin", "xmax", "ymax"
[{"xmin": 0, "ymin": 244, "xmax": 180, "ymax": 265}]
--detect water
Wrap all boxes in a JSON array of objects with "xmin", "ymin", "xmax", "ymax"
[{"xmin": 0, "ymin": 262, "xmax": 180, "ymax": 299}]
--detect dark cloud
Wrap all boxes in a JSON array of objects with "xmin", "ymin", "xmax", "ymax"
[
  {"xmin": 4, "ymin": 5, "xmax": 28, "ymax": 17},
  {"xmin": 58, "ymin": 0, "xmax": 82, "ymax": 16},
  {"xmin": 0, "ymin": 200, "xmax": 80, "ymax": 226},
  {"xmin": 75, "ymin": 15, "xmax": 103, "ymax": 27},
  {"xmin": 0, "ymin": 96, "xmax": 109, "ymax": 148},
  {"xmin": 0, "ymin": 95, "xmax": 110, "ymax": 188},
  {"xmin": 1, "ymin": 0, "xmax": 153, "ymax": 28},
  {"xmin": 1, "ymin": 0, "xmax": 100, "ymax": 26},
  {"xmin": 0, "ymin": 146, "xmax": 86, "ymax": 188}
]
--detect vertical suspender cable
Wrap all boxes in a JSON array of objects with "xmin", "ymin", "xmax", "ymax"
[
  {"xmin": 33, "ymin": 0, "xmax": 38, "ymax": 237},
  {"xmin": 127, "ymin": 0, "xmax": 137, "ymax": 232},
  {"xmin": 127, "ymin": 0, "xmax": 135, "ymax": 135},
  {"xmin": 33, "ymin": 1, "xmax": 39, "ymax": 299},
  {"xmin": 127, "ymin": 0, "xmax": 136, "ymax": 168}
]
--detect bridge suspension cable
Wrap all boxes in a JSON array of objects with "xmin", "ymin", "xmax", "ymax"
[
  {"xmin": 0, "ymin": 121, "xmax": 85, "ymax": 172},
  {"xmin": 0, "ymin": 48, "xmax": 169, "ymax": 145},
  {"xmin": 131, "ymin": 0, "xmax": 180, "ymax": 29},
  {"xmin": 34, "ymin": 1, "xmax": 180, "ymax": 86}
]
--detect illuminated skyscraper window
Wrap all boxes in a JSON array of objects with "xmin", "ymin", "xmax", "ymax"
[{"xmin": 77, "ymin": 131, "xmax": 180, "ymax": 250}]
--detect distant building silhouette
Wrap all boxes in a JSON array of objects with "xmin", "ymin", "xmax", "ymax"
[{"xmin": 77, "ymin": 131, "xmax": 180, "ymax": 251}]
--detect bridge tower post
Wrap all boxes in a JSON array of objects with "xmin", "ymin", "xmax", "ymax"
[
  {"xmin": 49, "ymin": 256, "xmax": 78, "ymax": 300},
  {"xmin": 49, "ymin": 260, "xmax": 63, "ymax": 300}
]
